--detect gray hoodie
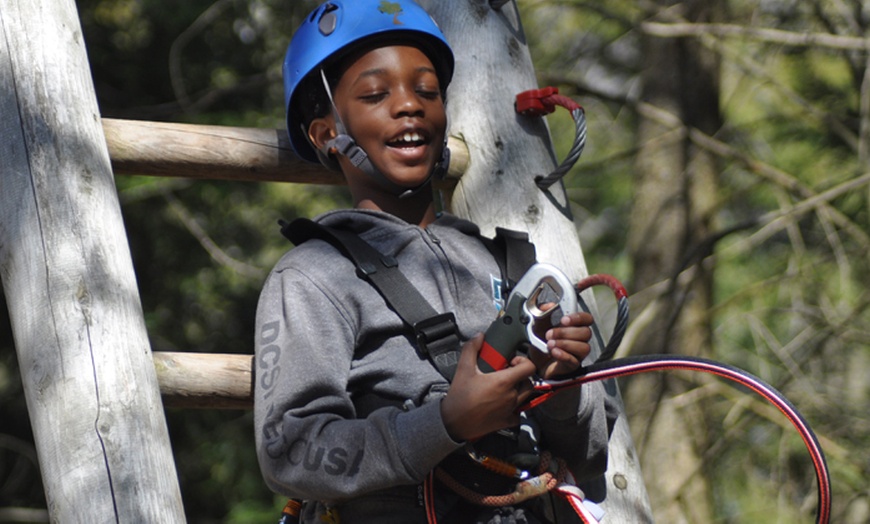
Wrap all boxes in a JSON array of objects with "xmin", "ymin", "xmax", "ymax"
[{"xmin": 254, "ymin": 209, "xmax": 613, "ymax": 523}]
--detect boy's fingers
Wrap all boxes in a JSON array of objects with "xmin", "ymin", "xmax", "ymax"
[
  {"xmin": 547, "ymin": 325, "xmax": 592, "ymax": 342},
  {"xmin": 501, "ymin": 356, "xmax": 536, "ymax": 382},
  {"xmin": 459, "ymin": 333, "xmax": 484, "ymax": 365},
  {"xmin": 561, "ymin": 311, "xmax": 594, "ymax": 326},
  {"xmin": 547, "ymin": 338, "xmax": 591, "ymax": 360},
  {"xmin": 464, "ymin": 332, "xmax": 484, "ymax": 352}
]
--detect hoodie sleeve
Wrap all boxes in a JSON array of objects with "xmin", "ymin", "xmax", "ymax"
[{"xmin": 253, "ymin": 258, "xmax": 461, "ymax": 502}]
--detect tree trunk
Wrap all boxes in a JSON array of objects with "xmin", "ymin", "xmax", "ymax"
[
  {"xmin": 625, "ymin": 0, "xmax": 724, "ymax": 521},
  {"xmin": 420, "ymin": 1, "xmax": 652, "ymax": 520},
  {"xmin": 0, "ymin": 1, "xmax": 185, "ymax": 522}
]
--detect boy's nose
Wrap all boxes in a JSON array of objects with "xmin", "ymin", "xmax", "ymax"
[{"xmin": 392, "ymin": 87, "xmax": 425, "ymax": 117}]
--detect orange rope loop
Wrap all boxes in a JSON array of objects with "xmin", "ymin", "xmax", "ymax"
[{"xmin": 434, "ymin": 451, "xmax": 570, "ymax": 507}]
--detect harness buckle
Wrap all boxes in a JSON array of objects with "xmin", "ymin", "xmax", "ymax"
[
  {"xmin": 413, "ymin": 312, "xmax": 459, "ymax": 355},
  {"xmin": 413, "ymin": 313, "xmax": 461, "ymax": 380}
]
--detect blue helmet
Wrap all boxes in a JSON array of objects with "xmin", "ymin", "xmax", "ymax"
[{"xmin": 283, "ymin": 0, "xmax": 455, "ymax": 163}]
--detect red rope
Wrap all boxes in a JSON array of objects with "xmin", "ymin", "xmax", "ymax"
[{"xmin": 520, "ymin": 356, "xmax": 832, "ymax": 524}]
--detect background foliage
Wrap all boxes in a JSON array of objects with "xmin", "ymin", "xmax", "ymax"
[{"xmin": 2, "ymin": 0, "xmax": 868, "ymax": 522}]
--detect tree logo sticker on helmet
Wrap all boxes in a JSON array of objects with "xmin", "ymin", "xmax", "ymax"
[{"xmin": 378, "ymin": 1, "xmax": 404, "ymax": 25}]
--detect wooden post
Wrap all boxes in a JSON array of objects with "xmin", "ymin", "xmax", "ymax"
[
  {"xmin": 0, "ymin": 1, "xmax": 185, "ymax": 522},
  {"xmin": 420, "ymin": 1, "xmax": 653, "ymax": 520}
]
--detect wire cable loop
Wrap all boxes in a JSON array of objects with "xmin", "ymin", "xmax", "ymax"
[{"xmin": 515, "ymin": 87, "xmax": 587, "ymax": 190}]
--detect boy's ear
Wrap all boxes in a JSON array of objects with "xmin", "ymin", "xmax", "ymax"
[{"xmin": 308, "ymin": 117, "xmax": 337, "ymax": 153}]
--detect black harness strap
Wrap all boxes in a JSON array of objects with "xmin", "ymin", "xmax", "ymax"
[
  {"xmin": 280, "ymin": 218, "xmax": 463, "ymax": 380},
  {"xmin": 480, "ymin": 227, "xmax": 537, "ymax": 293}
]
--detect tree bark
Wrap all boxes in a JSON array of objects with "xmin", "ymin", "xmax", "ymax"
[
  {"xmin": 420, "ymin": 0, "xmax": 652, "ymax": 520},
  {"xmin": 625, "ymin": 0, "xmax": 724, "ymax": 521},
  {"xmin": 0, "ymin": 1, "xmax": 185, "ymax": 522}
]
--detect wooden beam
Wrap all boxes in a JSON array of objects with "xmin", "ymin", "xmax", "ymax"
[
  {"xmin": 153, "ymin": 352, "xmax": 254, "ymax": 410},
  {"xmin": 102, "ymin": 118, "xmax": 468, "ymax": 185}
]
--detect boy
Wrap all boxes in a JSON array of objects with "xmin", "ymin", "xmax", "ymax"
[{"xmin": 254, "ymin": 1, "xmax": 614, "ymax": 522}]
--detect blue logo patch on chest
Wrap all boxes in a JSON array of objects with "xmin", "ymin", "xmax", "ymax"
[{"xmin": 491, "ymin": 274, "xmax": 505, "ymax": 312}]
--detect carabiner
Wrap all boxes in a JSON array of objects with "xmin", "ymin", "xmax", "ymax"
[{"xmin": 478, "ymin": 263, "xmax": 578, "ymax": 372}]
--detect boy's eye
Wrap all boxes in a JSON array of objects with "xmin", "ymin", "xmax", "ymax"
[
  {"xmin": 417, "ymin": 87, "xmax": 441, "ymax": 100},
  {"xmin": 359, "ymin": 92, "xmax": 388, "ymax": 103}
]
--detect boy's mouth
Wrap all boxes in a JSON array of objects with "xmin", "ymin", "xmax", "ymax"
[{"xmin": 387, "ymin": 131, "xmax": 427, "ymax": 148}]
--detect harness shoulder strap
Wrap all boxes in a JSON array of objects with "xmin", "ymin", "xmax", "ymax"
[
  {"xmin": 480, "ymin": 227, "xmax": 537, "ymax": 294},
  {"xmin": 280, "ymin": 218, "xmax": 461, "ymax": 380}
]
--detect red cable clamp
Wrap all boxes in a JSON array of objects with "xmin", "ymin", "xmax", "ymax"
[
  {"xmin": 516, "ymin": 87, "xmax": 583, "ymax": 117},
  {"xmin": 516, "ymin": 87, "xmax": 559, "ymax": 116}
]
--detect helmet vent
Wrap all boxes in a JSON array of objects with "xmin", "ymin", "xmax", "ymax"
[{"xmin": 318, "ymin": 4, "xmax": 339, "ymax": 36}]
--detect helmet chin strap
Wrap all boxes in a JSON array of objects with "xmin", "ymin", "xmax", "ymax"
[{"xmin": 318, "ymin": 69, "xmax": 449, "ymax": 200}]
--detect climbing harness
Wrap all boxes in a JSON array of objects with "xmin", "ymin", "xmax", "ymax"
[
  {"xmin": 277, "ymin": 218, "xmax": 548, "ymax": 522},
  {"xmin": 515, "ymin": 87, "xmax": 588, "ymax": 191}
]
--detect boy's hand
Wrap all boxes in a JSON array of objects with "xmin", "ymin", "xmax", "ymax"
[
  {"xmin": 440, "ymin": 334, "xmax": 536, "ymax": 442},
  {"xmin": 530, "ymin": 311, "xmax": 594, "ymax": 379}
]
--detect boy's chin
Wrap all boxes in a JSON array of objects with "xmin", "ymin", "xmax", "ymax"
[
  {"xmin": 391, "ymin": 171, "xmax": 435, "ymax": 190},
  {"xmin": 378, "ymin": 163, "xmax": 436, "ymax": 188}
]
